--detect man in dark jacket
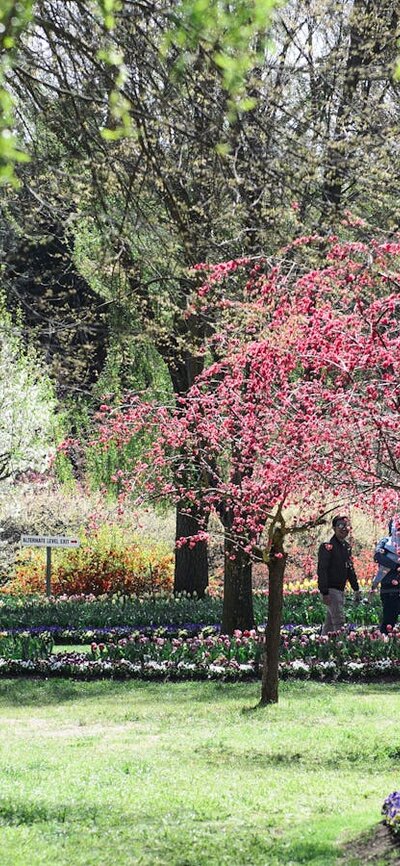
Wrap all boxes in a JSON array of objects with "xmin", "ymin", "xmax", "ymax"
[{"xmin": 317, "ymin": 515, "xmax": 361, "ymax": 634}]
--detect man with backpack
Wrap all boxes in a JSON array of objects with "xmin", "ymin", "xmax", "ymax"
[{"xmin": 369, "ymin": 517, "xmax": 400, "ymax": 633}]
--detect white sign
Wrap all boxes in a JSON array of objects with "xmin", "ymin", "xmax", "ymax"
[{"xmin": 21, "ymin": 535, "xmax": 80, "ymax": 548}]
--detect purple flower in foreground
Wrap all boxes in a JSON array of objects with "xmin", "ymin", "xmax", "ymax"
[{"xmin": 382, "ymin": 791, "xmax": 400, "ymax": 836}]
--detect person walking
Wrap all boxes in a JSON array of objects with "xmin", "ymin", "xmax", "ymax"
[
  {"xmin": 317, "ymin": 516, "xmax": 361, "ymax": 635},
  {"xmin": 369, "ymin": 518, "xmax": 400, "ymax": 633}
]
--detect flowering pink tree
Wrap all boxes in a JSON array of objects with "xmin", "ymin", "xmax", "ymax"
[
  {"xmin": 190, "ymin": 233, "xmax": 400, "ymax": 701},
  {"xmin": 291, "ymin": 240, "xmax": 400, "ymax": 516},
  {"xmin": 91, "ymin": 231, "xmax": 400, "ymax": 702}
]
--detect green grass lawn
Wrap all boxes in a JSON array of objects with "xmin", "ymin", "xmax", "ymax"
[
  {"xmin": 54, "ymin": 645, "xmax": 91, "ymax": 653},
  {"xmin": 0, "ymin": 680, "xmax": 399, "ymax": 866}
]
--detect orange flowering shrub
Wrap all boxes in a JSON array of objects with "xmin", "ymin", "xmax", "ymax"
[{"xmin": 5, "ymin": 527, "xmax": 173, "ymax": 597}]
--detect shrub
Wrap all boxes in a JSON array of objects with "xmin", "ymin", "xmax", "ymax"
[{"xmin": 4, "ymin": 526, "xmax": 173, "ymax": 596}]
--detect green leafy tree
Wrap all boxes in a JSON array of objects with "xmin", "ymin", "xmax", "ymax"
[
  {"xmin": 1, "ymin": 0, "xmax": 281, "ymax": 593},
  {"xmin": 0, "ymin": 1, "xmax": 32, "ymax": 184},
  {"xmin": 0, "ymin": 304, "xmax": 56, "ymax": 479}
]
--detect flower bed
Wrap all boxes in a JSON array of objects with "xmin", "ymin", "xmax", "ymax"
[
  {"xmin": 0, "ymin": 589, "xmax": 382, "ymax": 631},
  {"xmin": 1, "ymin": 623, "xmax": 220, "ymax": 644},
  {"xmin": 0, "ymin": 653, "xmax": 257, "ymax": 680},
  {"xmin": 2, "ymin": 625, "xmax": 400, "ymax": 681},
  {"xmin": 0, "ymin": 592, "xmax": 223, "ymax": 630},
  {"xmin": 280, "ymin": 626, "xmax": 400, "ymax": 666}
]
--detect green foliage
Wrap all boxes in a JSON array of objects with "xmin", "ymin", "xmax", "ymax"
[
  {"xmin": 94, "ymin": 338, "xmax": 172, "ymax": 404},
  {"xmin": 52, "ymin": 450, "xmax": 75, "ymax": 489},
  {"xmin": 0, "ymin": 299, "xmax": 56, "ymax": 479},
  {"xmin": 0, "ymin": 0, "xmax": 280, "ymax": 185},
  {"xmin": 84, "ymin": 434, "xmax": 152, "ymax": 494},
  {"xmin": 164, "ymin": 0, "xmax": 278, "ymax": 111},
  {"xmin": 71, "ymin": 213, "xmax": 173, "ymax": 486},
  {"xmin": 0, "ymin": 0, "xmax": 129, "ymax": 180},
  {"xmin": 58, "ymin": 388, "xmax": 168, "ymax": 494},
  {"xmin": 95, "ymin": 0, "xmax": 123, "ymax": 32},
  {"xmin": 0, "ymin": 631, "xmax": 52, "ymax": 660},
  {"xmin": 0, "ymin": 1, "xmax": 32, "ymax": 185}
]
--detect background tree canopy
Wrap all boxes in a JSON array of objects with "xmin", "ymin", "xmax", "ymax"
[{"xmin": 0, "ymin": 0, "xmax": 399, "ymax": 598}]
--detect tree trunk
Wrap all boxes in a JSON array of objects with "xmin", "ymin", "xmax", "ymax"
[
  {"xmin": 168, "ymin": 350, "xmax": 210, "ymax": 597},
  {"xmin": 221, "ymin": 532, "xmax": 254, "ymax": 634},
  {"xmin": 260, "ymin": 528, "xmax": 287, "ymax": 705},
  {"xmin": 174, "ymin": 505, "xmax": 209, "ymax": 598}
]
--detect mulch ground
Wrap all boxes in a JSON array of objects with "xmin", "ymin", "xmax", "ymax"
[{"xmin": 340, "ymin": 823, "xmax": 400, "ymax": 865}]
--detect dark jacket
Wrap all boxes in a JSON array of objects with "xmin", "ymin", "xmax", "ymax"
[
  {"xmin": 374, "ymin": 539, "xmax": 400, "ymax": 595},
  {"xmin": 317, "ymin": 535, "xmax": 359, "ymax": 596}
]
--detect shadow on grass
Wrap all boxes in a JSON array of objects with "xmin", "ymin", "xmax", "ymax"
[
  {"xmin": 193, "ymin": 736, "xmax": 400, "ymax": 771},
  {"xmin": 194, "ymin": 742, "xmax": 305, "ymax": 767},
  {"xmin": 273, "ymin": 838, "xmax": 338, "ymax": 865},
  {"xmin": 155, "ymin": 679, "xmax": 397, "ymax": 705},
  {"xmin": 344, "ymin": 682, "xmax": 400, "ymax": 696},
  {"xmin": 0, "ymin": 797, "xmax": 338, "ymax": 866},
  {"xmin": 1, "ymin": 676, "xmax": 399, "ymax": 709},
  {"xmin": 0, "ymin": 796, "xmax": 100, "ymax": 826},
  {"xmin": 0, "ymin": 678, "xmax": 264, "ymax": 707},
  {"xmin": 0, "ymin": 678, "xmax": 260, "ymax": 708},
  {"xmin": 0, "ymin": 679, "xmax": 129, "ymax": 706}
]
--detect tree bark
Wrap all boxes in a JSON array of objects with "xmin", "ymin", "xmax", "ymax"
[
  {"xmin": 174, "ymin": 505, "xmax": 209, "ymax": 598},
  {"xmin": 165, "ymin": 334, "xmax": 211, "ymax": 597},
  {"xmin": 221, "ymin": 532, "xmax": 254, "ymax": 634},
  {"xmin": 260, "ymin": 527, "xmax": 287, "ymax": 705}
]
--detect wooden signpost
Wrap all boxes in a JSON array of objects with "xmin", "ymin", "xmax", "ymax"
[{"xmin": 20, "ymin": 535, "xmax": 80, "ymax": 597}]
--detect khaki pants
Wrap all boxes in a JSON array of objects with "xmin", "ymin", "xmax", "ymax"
[{"xmin": 322, "ymin": 588, "xmax": 345, "ymax": 635}]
